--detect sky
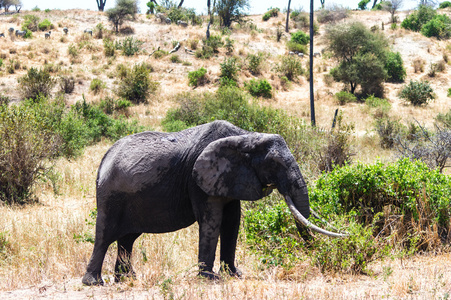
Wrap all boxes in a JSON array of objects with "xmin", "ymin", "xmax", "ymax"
[{"xmin": 19, "ymin": 0, "xmax": 423, "ymax": 15}]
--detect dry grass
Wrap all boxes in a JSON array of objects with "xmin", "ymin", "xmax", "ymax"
[{"xmin": 0, "ymin": 7, "xmax": 451, "ymax": 298}]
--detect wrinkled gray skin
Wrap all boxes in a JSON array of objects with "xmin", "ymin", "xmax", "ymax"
[{"xmin": 82, "ymin": 120, "xmax": 311, "ymax": 285}]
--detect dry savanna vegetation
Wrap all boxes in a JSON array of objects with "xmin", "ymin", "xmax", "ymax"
[{"xmin": 1, "ymin": 2, "xmax": 451, "ymax": 299}]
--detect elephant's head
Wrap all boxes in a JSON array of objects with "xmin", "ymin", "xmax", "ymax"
[{"xmin": 193, "ymin": 133, "xmax": 345, "ymax": 237}]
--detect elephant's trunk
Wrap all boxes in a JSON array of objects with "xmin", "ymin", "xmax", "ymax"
[{"xmin": 284, "ymin": 195, "xmax": 348, "ymax": 238}]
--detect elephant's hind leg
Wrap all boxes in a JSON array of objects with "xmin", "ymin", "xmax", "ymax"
[
  {"xmin": 219, "ymin": 200, "xmax": 242, "ymax": 277},
  {"xmin": 114, "ymin": 233, "xmax": 141, "ymax": 283},
  {"xmin": 82, "ymin": 238, "xmax": 111, "ymax": 286}
]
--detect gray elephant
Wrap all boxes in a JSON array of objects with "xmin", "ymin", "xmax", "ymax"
[{"xmin": 82, "ymin": 120, "xmax": 344, "ymax": 285}]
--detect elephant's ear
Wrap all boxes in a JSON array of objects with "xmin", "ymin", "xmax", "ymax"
[{"xmin": 193, "ymin": 135, "xmax": 264, "ymax": 200}]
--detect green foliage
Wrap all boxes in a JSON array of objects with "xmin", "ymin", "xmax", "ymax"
[
  {"xmin": 38, "ymin": 19, "xmax": 53, "ymax": 31},
  {"xmin": 385, "ymin": 51, "xmax": 406, "ymax": 82},
  {"xmin": 436, "ymin": 109, "xmax": 451, "ymax": 128},
  {"xmin": 262, "ymin": 7, "xmax": 279, "ymax": 21},
  {"xmin": 58, "ymin": 76, "xmax": 75, "ymax": 94},
  {"xmin": 146, "ymin": 1, "xmax": 156, "ymax": 14},
  {"xmin": 204, "ymin": 34, "xmax": 223, "ymax": 53},
  {"xmin": 401, "ymin": 5, "xmax": 436, "ymax": 32},
  {"xmin": 153, "ymin": 49, "xmax": 168, "ymax": 59},
  {"xmin": 116, "ymin": 62, "xmax": 159, "ymax": 103},
  {"xmin": 98, "ymin": 97, "xmax": 132, "ymax": 115},
  {"xmin": 245, "ymin": 78, "xmax": 272, "ymax": 98},
  {"xmin": 220, "ymin": 57, "xmax": 239, "ymax": 82},
  {"xmin": 286, "ymin": 41, "xmax": 307, "ymax": 53},
  {"xmin": 116, "ymin": 37, "xmax": 143, "ymax": 56},
  {"xmin": 335, "ymin": 91, "xmax": 357, "ymax": 105},
  {"xmin": 224, "ymin": 37, "xmax": 235, "ymax": 55},
  {"xmin": 162, "ymin": 86, "xmax": 287, "ymax": 133},
  {"xmin": 274, "ymin": 56, "xmax": 304, "ymax": 81},
  {"xmin": 358, "ymin": 0, "xmax": 370, "ymax": 10},
  {"xmin": 22, "ymin": 14, "xmax": 40, "ymax": 32},
  {"xmin": 290, "ymin": 30, "xmax": 309, "ymax": 45},
  {"xmin": 90, "ymin": 78, "xmax": 106, "ymax": 94},
  {"xmin": 439, "ymin": 1, "xmax": 451, "ymax": 8},
  {"xmin": 216, "ymin": 0, "xmax": 250, "ymax": 28},
  {"xmin": 311, "ymin": 217, "xmax": 384, "ymax": 274},
  {"xmin": 170, "ymin": 54, "xmax": 181, "ymax": 63},
  {"xmin": 0, "ymin": 100, "xmax": 60, "ymax": 204},
  {"xmin": 17, "ymin": 67, "xmax": 57, "ymax": 100},
  {"xmin": 103, "ymin": 38, "xmax": 116, "ymax": 57},
  {"xmin": 326, "ymin": 22, "xmax": 388, "ymax": 96},
  {"xmin": 247, "ymin": 52, "xmax": 264, "ymax": 75},
  {"xmin": 106, "ymin": 0, "xmax": 138, "ymax": 33},
  {"xmin": 399, "ymin": 80, "xmax": 435, "ymax": 106},
  {"xmin": 243, "ymin": 197, "xmax": 302, "ymax": 268},
  {"xmin": 188, "ymin": 67, "xmax": 208, "ymax": 87},
  {"xmin": 421, "ymin": 14, "xmax": 451, "ymax": 39},
  {"xmin": 262, "ymin": 12, "xmax": 271, "ymax": 21},
  {"xmin": 68, "ymin": 43, "xmax": 78, "ymax": 58},
  {"xmin": 365, "ymin": 95, "xmax": 391, "ymax": 118},
  {"xmin": 310, "ymin": 159, "xmax": 451, "ymax": 251},
  {"xmin": 375, "ymin": 117, "xmax": 403, "ymax": 148}
]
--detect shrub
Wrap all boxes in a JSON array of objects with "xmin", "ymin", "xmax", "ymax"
[
  {"xmin": 204, "ymin": 34, "xmax": 223, "ymax": 53},
  {"xmin": 188, "ymin": 67, "xmax": 208, "ymax": 87},
  {"xmin": 220, "ymin": 57, "xmax": 239, "ymax": 82},
  {"xmin": 90, "ymin": 78, "xmax": 106, "ymax": 94},
  {"xmin": 22, "ymin": 15, "xmax": 40, "ymax": 32},
  {"xmin": 358, "ymin": 0, "xmax": 371, "ymax": 10},
  {"xmin": 436, "ymin": 109, "xmax": 451, "ymax": 128},
  {"xmin": 290, "ymin": 30, "xmax": 309, "ymax": 45},
  {"xmin": 286, "ymin": 41, "xmax": 307, "ymax": 53},
  {"xmin": 439, "ymin": 1, "xmax": 451, "ymax": 8},
  {"xmin": 274, "ymin": 56, "xmax": 304, "ymax": 81},
  {"xmin": 316, "ymin": 5, "xmax": 349, "ymax": 24},
  {"xmin": 103, "ymin": 38, "xmax": 116, "ymax": 57},
  {"xmin": 335, "ymin": 91, "xmax": 357, "ymax": 105},
  {"xmin": 385, "ymin": 51, "xmax": 406, "ymax": 82},
  {"xmin": 0, "ymin": 101, "xmax": 61, "ymax": 204},
  {"xmin": 245, "ymin": 79, "xmax": 272, "ymax": 98},
  {"xmin": 17, "ymin": 67, "xmax": 57, "ymax": 100},
  {"xmin": 170, "ymin": 54, "xmax": 181, "ymax": 63},
  {"xmin": 59, "ymin": 76, "xmax": 75, "ymax": 94},
  {"xmin": 398, "ymin": 80, "xmax": 435, "ymax": 106},
  {"xmin": 262, "ymin": 12, "xmax": 271, "ymax": 21},
  {"xmin": 117, "ymin": 37, "xmax": 143, "ymax": 56},
  {"xmin": 68, "ymin": 43, "xmax": 78, "ymax": 58},
  {"xmin": 310, "ymin": 159, "xmax": 451, "ymax": 251},
  {"xmin": 413, "ymin": 57, "xmax": 425, "ymax": 73},
  {"xmin": 421, "ymin": 14, "xmax": 451, "ymax": 39},
  {"xmin": 401, "ymin": 5, "xmax": 436, "ymax": 32},
  {"xmin": 116, "ymin": 63, "xmax": 159, "ymax": 103},
  {"xmin": 375, "ymin": 117, "xmax": 404, "ymax": 148},
  {"xmin": 38, "ymin": 19, "xmax": 53, "ymax": 31},
  {"xmin": 98, "ymin": 97, "xmax": 132, "ymax": 115},
  {"xmin": 224, "ymin": 37, "xmax": 235, "ymax": 55},
  {"xmin": 153, "ymin": 49, "xmax": 168, "ymax": 59},
  {"xmin": 247, "ymin": 52, "xmax": 264, "ymax": 75}
]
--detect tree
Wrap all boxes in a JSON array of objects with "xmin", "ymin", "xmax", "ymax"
[
  {"xmin": 216, "ymin": 0, "xmax": 250, "ymax": 28},
  {"xmin": 358, "ymin": 0, "xmax": 371, "ymax": 10},
  {"xmin": 106, "ymin": 0, "xmax": 138, "ymax": 33},
  {"xmin": 382, "ymin": 0, "xmax": 403, "ymax": 23},
  {"xmin": 96, "ymin": 0, "xmax": 107, "ymax": 11},
  {"xmin": 326, "ymin": 22, "xmax": 388, "ymax": 96},
  {"xmin": 286, "ymin": 0, "xmax": 291, "ymax": 32},
  {"xmin": 1, "ymin": 0, "xmax": 21, "ymax": 12}
]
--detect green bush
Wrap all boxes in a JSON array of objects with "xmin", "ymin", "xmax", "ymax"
[
  {"xmin": 310, "ymin": 159, "xmax": 451, "ymax": 251},
  {"xmin": 243, "ymin": 197, "xmax": 302, "ymax": 268},
  {"xmin": 247, "ymin": 52, "xmax": 264, "ymax": 75},
  {"xmin": 17, "ymin": 67, "xmax": 57, "ymax": 100},
  {"xmin": 385, "ymin": 51, "xmax": 406, "ymax": 82},
  {"xmin": 262, "ymin": 12, "xmax": 271, "ymax": 21},
  {"xmin": 398, "ymin": 80, "xmax": 435, "ymax": 106},
  {"xmin": 436, "ymin": 109, "xmax": 451, "ymax": 128},
  {"xmin": 117, "ymin": 37, "xmax": 143, "ymax": 56},
  {"xmin": 335, "ymin": 91, "xmax": 357, "ymax": 105},
  {"xmin": 291, "ymin": 30, "xmax": 309, "ymax": 45},
  {"xmin": 188, "ymin": 67, "xmax": 208, "ymax": 87},
  {"xmin": 22, "ymin": 15, "xmax": 40, "ymax": 32},
  {"xmin": 98, "ymin": 97, "xmax": 132, "ymax": 115},
  {"xmin": 286, "ymin": 41, "xmax": 307, "ymax": 53},
  {"xmin": 59, "ymin": 76, "xmax": 75, "ymax": 94},
  {"xmin": 274, "ymin": 56, "xmax": 304, "ymax": 81},
  {"xmin": 401, "ymin": 5, "xmax": 436, "ymax": 32},
  {"xmin": 421, "ymin": 14, "xmax": 451, "ymax": 39},
  {"xmin": 358, "ymin": 0, "xmax": 371, "ymax": 10},
  {"xmin": 170, "ymin": 54, "xmax": 181, "ymax": 63},
  {"xmin": 0, "ymin": 101, "xmax": 60, "ymax": 204},
  {"xmin": 375, "ymin": 117, "xmax": 404, "ymax": 148},
  {"xmin": 220, "ymin": 57, "xmax": 239, "ymax": 82},
  {"xmin": 245, "ymin": 78, "xmax": 272, "ymax": 98},
  {"xmin": 38, "ymin": 19, "xmax": 53, "ymax": 31},
  {"xmin": 103, "ymin": 38, "xmax": 116, "ymax": 57},
  {"xmin": 90, "ymin": 78, "xmax": 106, "ymax": 94},
  {"xmin": 204, "ymin": 34, "xmax": 223, "ymax": 53},
  {"xmin": 439, "ymin": 1, "xmax": 451, "ymax": 8},
  {"xmin": 116, "ymin": 63, "xmax": 159, "ymax": 103}
]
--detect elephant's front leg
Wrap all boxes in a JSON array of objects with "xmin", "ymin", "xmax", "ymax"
[
  {"xmin": 219, "ymin": 200, "xmax": 242, "ymax": 277},
  {"xmin": 198, "ymin": 197, "xmax": 224, "ymax": 279}
]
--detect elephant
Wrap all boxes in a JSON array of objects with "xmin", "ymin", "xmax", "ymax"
[{"xmin": 82, "ymin": 120, "xmax": 344, "ymax": 285}]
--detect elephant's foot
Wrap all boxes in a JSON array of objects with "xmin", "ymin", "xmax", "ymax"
[
  {"xmin": 114, "ymin": 270, "xmax": 136, "ymax": 283},
  {"xmin": 82, "ymin": 272, "xmax": 104, "ymax": 286},
  {"xmin": 220, "ymin": 265, "xmax": 242, "ymax": 278},
  {"xmin": 198, "ymin": 270, "xmax": 221, "ymax": 280}
]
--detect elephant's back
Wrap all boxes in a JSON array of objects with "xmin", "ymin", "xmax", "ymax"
[{"xmin": 97, "ymin": 131, "xmax": 191, "ymax": 193}]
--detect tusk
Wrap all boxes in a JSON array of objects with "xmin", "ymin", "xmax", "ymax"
[
  {"xmin": 310, "ymin": 208, "xmax": 342, "ymax": 232},
  {"xmin": 284, "ymin": 195, "xmax": 348, "ymax": 238}
]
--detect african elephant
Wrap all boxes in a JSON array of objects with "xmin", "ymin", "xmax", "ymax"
[{"xmin": 82, "ymin": 120, "xmax": 344, "ymax": 285}]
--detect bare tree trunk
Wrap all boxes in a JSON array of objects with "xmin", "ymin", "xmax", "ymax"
[
  {"xmin": 309, "ymin": 0, "xmax": 315, "ymax": 126},
  {"xmin": 372, "ymin": 0, "xmax": 379, "ymax": 9},
  {"xmin": 286, "ymin": 0, "xmax": 291, "ymax": 33},
  {"xmin": 178, "ymin": 0, "xmax": 184, "ymax": 8}
]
